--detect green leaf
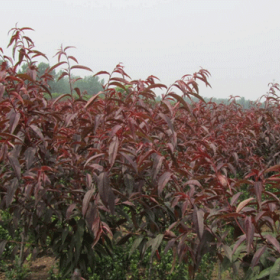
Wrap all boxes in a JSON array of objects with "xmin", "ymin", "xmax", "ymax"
[
  {"xmin": 270, "ymin": 258, "xmax": 280, "ymax": 280},
  {"xmin": 223, "ymin": 244, "xmax": 233, "ymax": 263},
  {"xmin": 0, "ymin": 240, "xmax": 7, "ymax": 257},
  {"xmin": 151, "ymin": 234, "xmax": 164, "ymax": 258},
  {"xmin": 129, "ymin": 236, "xmax": 144, "ymax": 258},
  {"xmin": 256, "ymin": 267, "xmax": 271, "ymax": 279}
]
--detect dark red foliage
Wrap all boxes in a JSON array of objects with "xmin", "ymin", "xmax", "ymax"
[{"xmin": 1, "ymin": 26, "xmax": 280, "ymax": 278}]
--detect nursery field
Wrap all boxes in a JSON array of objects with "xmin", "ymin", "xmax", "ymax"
[{"xmin": 1, "ymin": 26, "xmax": 280, "ymax": 280}]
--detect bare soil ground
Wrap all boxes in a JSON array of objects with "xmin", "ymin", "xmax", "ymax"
[
  {"xmin": 0, "ymin": 255, "xmax": 56, "ymax": 280},
  {"xmin": 0, "ymin": 254, "xmax": 244, "ymax": 280}
]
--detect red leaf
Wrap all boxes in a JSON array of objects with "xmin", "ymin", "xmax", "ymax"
[
  {"xmin": 10, "ymin": 91, "xmax": 24, "ymax": 104},
  {"xmin": 84, "ymin": 91, "xmax": 103, "ymax": 109},
  {"xmin": 266, "ymin": 234, "xmax": 280, "ymax": 253},
  {"xmin": 97, "ymin": 172, "xmax": 115, "ymax": 214},
  {"xmin": 0, "ymin": 84, "xmax": 5, "ymax": 100},
  {"xmin": 159, "ymin": 113, "xmax": 174, "ymax": 132},
  {"xmin": 158, "ymin": 171, "xmax": 172, "ymax": 196},
  {"xmin": 167, "ymin": 92, "xmax": 191, "ymax": 112},
  {"xmin": 0, "ymin": 132, "xmax": 23, "ymax": 143},
  {"xmin": 9, "ymin": 111, "xmax": 20, "ymax": 134},
  {"xmin": 51, "ymin": 94, "xmax": 72, "ymax": 108},
  {"xmin": 47, "ymin": 61, "xmax": 67, "ymax": 73},
  {"xmin": 119, "ymin": 152, "xmax": 138, "ymax": 173},
  {"xmin": 184, "ymin": 180, "xmax": 202, "ymax": 187},
  {"xmin": 64, "ymin": 46, "xmax": 76, "ymax": 51},
  {"xmin": 8, "ymin": 155, "xmax": 21, "ymax": 179},
  {"xmin": 84, "ymin": 153, "xmax": 105, "ymax": 167},
  {"xmin": 93, "ymin": 70, "xmax": 110, "ymax": 77},
  {"xmin": 254, "ymin": 181, "xmax": 262, "ymax": 208},
  {"xmin": 74, "ymin": 87, "xmax": 81, "ymax": 98},
  {"xmin": 86, "ymin": 174, "xmax": 92, "ymax": 189},
  {"xmin": 108, "ymin": 136, "xmax": 119, "ymax": 167},
  {"xmin": 251, "ymin": 245, "xmax": 267, "ymax": 268},
  {"xmin": 263, "ymin": 191, "xmax": 280, "ymax": 203},
  {"xmin": 265, "ymin": 165, "xmax": 280, "ymax": 173},
  {"xmin": 30, "ymin": 125, "xmax": 44, "ymax": 142},
  {"xmin": 236, "ymin": 197, "xmax": 254, "ymax": 213},
  {"xmin": 66, "ymin": 203, "xmax": 76, "ymax": 219},
  {"xmin": 230, "ymin": 192, "xmax": 241, "ymax": 206},
  {"xmin": 108, "ymin": 81, "xmax": 126, "ymax": 90},
  {"xmin": 137, "ymin": 150, "xmax": 156, "ymax": 168},
  {"xmin": 6, "ymin": 178, "xmax": 18, "ymax": 207},
  {"xmin": 232, "ymin": 235, "xmax": 246, "ymax": 254},
  {"xmin": 217, "ymin": 173, "xmax": 228, "ymax": 187},
  {"xmin": 245, "ymin": 216, "xmax": 255, "ymax": 253},
  {"xmin": 82, "ymin": 189, "xmax": 95, "ymax": 216},
  {"xmin": 152, "ymin": 154, "xmax": 164, "ymax": 181},
  {"xmin": 70, "ymin": 65, "xmax": 92, "ymax": 72},
  {"xmin": 57, "ymin": 71, "xmax": 69, "ymax": 81},
  {"xmin": 117, "ymin": 233, "xmax": 133, "ymax": 245},
  {"xmin": 20, "ymin": 27, "xmax": 35, "ymax": 32},
  {"xmin": 92, "ymin": 217, "xmax": 102, "ymax": 247},
  {"xmin": 193, "ymin": 206, "xmax": 204, "ymax": 240},
  {"xmin": 24, "ymin": 147, "xmax": 36, "ymax": 170},
  {"xmin": 144, "ymin": 83, "xmax": 167, "ymax": 91},
  {"xmin": 68, "ymin": 56, "xmax": 79, "ymax": 64}
]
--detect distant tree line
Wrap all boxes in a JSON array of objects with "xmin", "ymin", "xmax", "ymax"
[
  {"xmin": 199, "ymin": 96, "xmax": 256, "ymax": 109},
  {"xmin": 154, "ymin": 95, "xmax": 262, "ymax": 109},
  {"xmin": 19, "ymin": 62, "xmax": 104, "ymax": 96},
  {"xmin": 195, "ymin": 96, "xmax": 263, "ymax": 109},
  {"xmin": 7, "ymin": 61, "xmax": 264, "ymax": 106}
]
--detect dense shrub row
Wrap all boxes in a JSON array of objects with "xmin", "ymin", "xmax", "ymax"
[{"xmin": 1, "ymin": 26, "xmax": 280, "ymax": 279}]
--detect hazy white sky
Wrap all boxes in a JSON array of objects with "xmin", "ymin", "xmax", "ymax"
[{"xmin": 1, "ymin": 0, "xmax": 280, "ymax": 100}]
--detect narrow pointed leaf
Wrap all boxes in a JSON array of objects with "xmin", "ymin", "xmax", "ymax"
[
  {"xmin": 158, "ymin": 171, "xmax": 172, "ymax": 196},
  {"xmin": 193, "ymin": 206, "xmax": 204, "ymax": 240},
  {"xmin": 108, "ymin": 136, "xmax": 119, "ymax": 167},
  {"xmin": 97, "ymin": 172, "xmax": 115, "ymax": 214},
  {"xmin": 9, "ymin": 111, "xmax": 20, "ymax": 134},
  {"xmin": 82, "ymin": 189, "xmax": 95, "ymax": 216},
  {"xmin": 151, "ymin": 234, "xmax": 164, "ymax": 258},
  {"xmin": 84, "ymin": 91, "xmax": 103, "ymax": 109},
  {"xmin": 269, "ymin": 258, "xmax": 280, "ymax": 280},
  {"xmin": 30, "ymin": 125, "xmax": 44, "ymax": 141},
  {"xmin": 6, "ymin": 178, "xmax": 18, "ymax": 207},
  {"xmin": 47, "ymin": 61, "xmax": 67, "ymax": 73},
  {"xmin": 25, "ymin": 147, "xmax": 36, "ymax": 170},
  {"xmin": 129, "ymin": 236, "xmax": 144, "ymax": 258},
  {"xmin": 251, "ymin": 245, "xmax": 267, "ymax": 268},
  {"xmin": 84, "ymin": 153, "xmax": 105, "ymax": 167},
  {"xmin": 230, "ymin": 192, "xmax": 241, "ymax": 206},
  {"xmin": 51, "ymin": 94, "xmax": 72, "ymax": 108},
  {"xmin": 66, "ymin": 203, "xmax": 76, "ymax": 220},
  {"xmin": 236, "ymin": 197, "xmax": 254, "ymax": 213},
  {"xmin": 223, "ymin": 244, "xmax": 233, "ymax": 263},
  {"xmin": 0, "ymin": 240, "xmax": 7, "ymax": 257},
  {"xmin": 70, "ymin": 65, "xmax": 92, "ymax": 72},
  {"xmin": 266, "ymin": 234, "xmax": 280, "ymax": 253},
  {"xmin": 8, "ymin": 155, "xmax": 21, "ymax": 179},
  {"xmin": 152, "ymin": 155, "xmax": 164, "ymax": 181}
]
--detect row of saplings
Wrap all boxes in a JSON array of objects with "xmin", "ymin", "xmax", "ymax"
[{"xmin": 1, "ymin": 26, "xmax": 280, "ymax": 280}]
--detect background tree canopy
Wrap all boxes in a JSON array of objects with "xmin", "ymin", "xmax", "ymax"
[{"xmin": 19, "ymin": 62, "xmax": 104, "ymax": 95}]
